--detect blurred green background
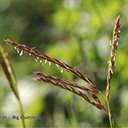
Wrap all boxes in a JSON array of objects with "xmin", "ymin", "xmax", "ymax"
[{"xmin": 0, "ymin": 0, "xmax": 128, "ymax": 127}]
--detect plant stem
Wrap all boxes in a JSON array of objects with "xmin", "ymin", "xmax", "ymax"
[
  {"xmin": 106, "ymin": 99, "xmax": 113, "ymax": 128},
  {"xmin": 18, "ymin": 98, "xmax": 25, "ymax": 128}
]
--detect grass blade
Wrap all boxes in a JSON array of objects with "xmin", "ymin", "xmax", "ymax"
[{"xmin": 0, "ymin": 44, "xmax": 25, "ymax": 128}]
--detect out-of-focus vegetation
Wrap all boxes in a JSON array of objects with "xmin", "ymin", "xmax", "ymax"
[{"xmin": 0, "ymin": 0, "xmax": 128, "ymax": 127}]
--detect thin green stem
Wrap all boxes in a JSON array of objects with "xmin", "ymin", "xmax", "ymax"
[
  {"xmin": 106, "ymin": 99, "xmax": 113, "ymax": 128},
  {"xmin": 18, "ymin": 98, "xmax": 25, "ymax": 128},
  {"xmin": 100, "ymin": 93, "xmax": 113, "ymax": 128}
]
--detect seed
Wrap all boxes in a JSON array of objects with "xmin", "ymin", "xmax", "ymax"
[
  {"xmin": 116, "ymin": 42, "xmax": 118, "ymax": 46},
  {"xmin": 40, "ymin": 60, "xmax": 42, "ymax": 63},
  {"xmin": 112, "ymin": 56, "xmax": 115, "ymax": 61},
  {"xmin": 19, "ymin": 50, "xmax": 23, "ymax": 56},
  {"xmin": 109, "ymin": 61, "xmax": 112, "ymax": 67},
  {"xmin": 44, "ymin": 60, "xmax": 47, "ymax": 64},
  {"xmin": 110, "ymin": 69, "xmax": 113, "ymax": 74},
  {"xmin": 60, "ymin": 68, "xmax": 63, "ymax": 73},
  {"xmin": 56, "ymin": 64, "xmax": 59, "ymax": 68},
  {"xmin": 14, "ymin": 47, "xmax": 17, "ymax": 50},
  {"xmin": 48, "ymin": 62, "xmax": 51, "ymax": 66},
  {"xmin": 16, "ymin": 49, "xmax": 20, "ymax": 54}
]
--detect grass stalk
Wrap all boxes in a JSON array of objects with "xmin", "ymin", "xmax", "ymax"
[
  {"xmin": 105, "ymin": 16, "xmax": 120, "ymax": 127},
  {"xmin": 18, "ymin": 99, "xmax": 25, "ymax": 128},
  {"xmin": 106, "ymin": 99, "xmax": 112, "ymax": 128}
]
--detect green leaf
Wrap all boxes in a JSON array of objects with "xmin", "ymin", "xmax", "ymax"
[{"xmin": 0, "ymin": 44, "xmax": 25, "ymax": 128}]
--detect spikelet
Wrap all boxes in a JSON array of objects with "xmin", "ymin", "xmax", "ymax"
[
  {"xmin": 106, "ymin": 16, "xmax": 121, "ymax": 100},
  {"xmin": 3, "ymin": 39, "xmax": 99, "ymax": 91}
]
